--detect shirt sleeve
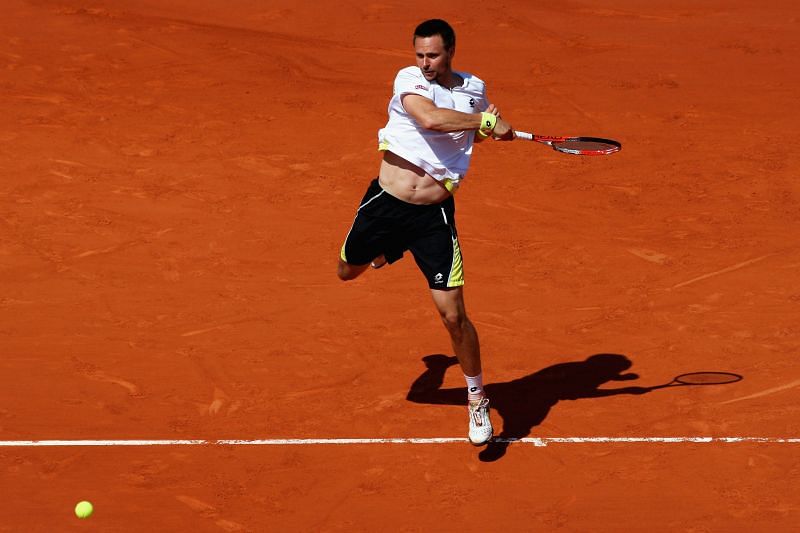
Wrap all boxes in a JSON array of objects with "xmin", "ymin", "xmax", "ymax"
[
  {"xmin": 394, "ymin": 68, "xmax": 432, "ymax": 100},
  {"xmin": 477, "ymin": 80, "xmax": 491, "ymax": 112}
]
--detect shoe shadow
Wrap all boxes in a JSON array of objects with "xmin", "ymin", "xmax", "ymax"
[{"xmin": 406, "ymin": 353, "xmax": 652, "ymax": 462}]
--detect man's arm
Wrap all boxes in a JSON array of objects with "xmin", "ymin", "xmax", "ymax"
[{"xmin": 401, "ymin": 94, "xmax": 514, "ymax": 140}]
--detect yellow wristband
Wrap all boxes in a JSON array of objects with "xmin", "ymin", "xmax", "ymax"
[{"xmin": 479, "ymin": 112, "xmax": 497, "ymax": 135}]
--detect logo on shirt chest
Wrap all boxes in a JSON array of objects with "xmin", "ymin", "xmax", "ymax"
[{"xmin": 433, "ymin": 85, "xmax": 477, "ymax": 112}]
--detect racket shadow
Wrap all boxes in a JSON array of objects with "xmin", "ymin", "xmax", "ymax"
[{"xmin": 406, "ymin": 353, "xmax": 724, "ymax": 462}]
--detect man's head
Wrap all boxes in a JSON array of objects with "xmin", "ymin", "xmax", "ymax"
[
  {"xmin": 414, "ymin": 19, "xmax": 455, "ymax": 50},
  {"xmin": 413, "ymin": 19, "xmax": 456, "ymax": 83}
]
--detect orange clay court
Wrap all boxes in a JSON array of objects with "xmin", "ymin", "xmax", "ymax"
[{"xmin": 2, "ymin": 0, "xmax": 799, "ymax": 531}]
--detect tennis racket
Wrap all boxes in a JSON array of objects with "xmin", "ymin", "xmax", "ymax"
[
  {"xmin": 515, "ymin": 131, "xmax": 621, "ymax": 155},
  {"xmin": 649, "ymin": 372, "xmax": 743, "ymax": 390}
]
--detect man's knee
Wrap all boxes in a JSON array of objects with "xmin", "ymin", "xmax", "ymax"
[
  {"xmin": 337, "ymin": 260, "xmax": 366, "ymax": 281},
  {"xmin": 337, "ymin": 262, "xmax": 354, "ymax": 281},
  {"xmin": 337, "ymin": 264, "xmax": 348, "ymax": 280},
  {"xmin": 438, "ymin": 309, "xmax": 468, "ymax": 336},
  {"xmin": 431, "ymin": 288, "xmax": 469, "ymax": 336}
]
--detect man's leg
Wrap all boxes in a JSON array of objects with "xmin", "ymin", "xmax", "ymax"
[
  {"xmin": 429, "ymin": 287, "xmax": 482, "ymax": 378},
  {"xmin": 337, "ymin": 259, "xmax": 370, "ymax": 281},
  {"xmin": 337, "ymin": 253, "xmax": 388, "ymax": 281},
  {"xmin": 430, "ymin": 286, "xmax": 493, "ymax": 446}
]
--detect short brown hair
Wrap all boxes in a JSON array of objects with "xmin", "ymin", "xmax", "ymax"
[{"xmin": 413, "ymin": 19, "xmax": 455, "ymax": 50}]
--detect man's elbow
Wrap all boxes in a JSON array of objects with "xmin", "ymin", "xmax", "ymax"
[{"xmin": 416, "ymin": 114, "xmax": 439, "ymax": 131}]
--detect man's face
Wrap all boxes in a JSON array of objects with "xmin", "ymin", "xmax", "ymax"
[{"xmin": 414, "ymin": 35, "xmax": 453, "ymax": 83}]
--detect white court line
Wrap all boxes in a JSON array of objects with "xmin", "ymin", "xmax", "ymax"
[{"xmin": 1, "ymin": 437, "xmax": 799, "ymax": 448}]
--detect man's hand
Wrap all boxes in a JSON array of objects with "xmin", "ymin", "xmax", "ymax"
[
  {"xmin": 484, "ymin": 104, "xmax": 513, "ymax": 141},
  {"xmin": 492, "ymin": 117, "xmax": 514, "ymax": 141}
]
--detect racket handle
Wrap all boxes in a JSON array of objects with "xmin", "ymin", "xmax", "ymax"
[{"xmin": 514, "ymin": 130, "xmax": 533, "ymax": 141}]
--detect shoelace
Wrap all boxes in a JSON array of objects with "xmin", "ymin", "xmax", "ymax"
[{"xmin": 469, "ymin": 398, "xmax": 489, "ymax": 426}]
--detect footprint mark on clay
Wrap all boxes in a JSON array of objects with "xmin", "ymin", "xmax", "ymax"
[
  {"xmin": 175, "ymin": 496, "xmax": 246, "ymax": 531},
  {"xmin": 204, "ymin": 386, "xmax": 241, "ymax": 416},
  {"xmin": 627, "ymin": 248, "xmax": 670, "ymax": 265},
  {"xmin": 158, "ymin": 257, "xmax": 181, "ymax": 281},
  {"xmin": 181, "ymin": 351, "xmax": 242, "ymax": 416},
  {"xmin": 72, "ymin": 358, "xmax": 144, "ymax": 397},
  {"xmin": 229, "ymin": 155, "xmax": 287, "ymax": 177},
  {"xmin": 86, "ymin": 370, "xmax": 144, "ymax": 397}
]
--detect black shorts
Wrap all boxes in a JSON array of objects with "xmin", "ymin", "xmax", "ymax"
[{"xmin": 340, "ymin": 178, "xmax": 464, "ymax": 289}]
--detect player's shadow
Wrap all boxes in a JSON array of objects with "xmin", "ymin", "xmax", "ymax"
[{"xmin": 406, "ymin": 353, "xmax": 651, "ymax": 462}]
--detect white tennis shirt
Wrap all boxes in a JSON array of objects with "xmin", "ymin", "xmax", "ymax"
[{"xmin": 378, "ymin": 66, "xmax": 490, "ymax": 192}]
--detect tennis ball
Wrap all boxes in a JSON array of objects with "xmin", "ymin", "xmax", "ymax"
[{"xmin": 74, "ymin": 501, "xmax": 93, "ymax": 519}]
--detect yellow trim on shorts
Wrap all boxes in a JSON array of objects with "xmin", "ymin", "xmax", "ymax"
[
  {"xmin": 448, "ymin": 236, "xmax": 464, "ymax": 287},
  {"xmin": 340, "ymin": 243, "xmax": 347, "ymax": 262}
]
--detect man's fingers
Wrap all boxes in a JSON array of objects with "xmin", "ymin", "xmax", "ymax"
[{"xmin": 485, "ymin": 104, "xmax": 500, "ymax": 116}]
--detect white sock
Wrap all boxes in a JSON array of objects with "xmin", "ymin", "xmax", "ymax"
[{"xmin": 464, "ymin": 373, "xmax": 484, "ymax": 401}]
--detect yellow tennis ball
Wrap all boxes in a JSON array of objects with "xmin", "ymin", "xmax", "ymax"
[{"xmin": 74, "ymin": 501, "xmax": 93, "ymax": 519}]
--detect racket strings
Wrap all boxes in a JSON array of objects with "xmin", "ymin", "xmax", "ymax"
[
  {"xmin": 554, "ymin": 140, "xmax": 616, "ymax": 152},
  {"xmin": 552, "ymin": 138, "xmax": 621, "ymax": 156}
]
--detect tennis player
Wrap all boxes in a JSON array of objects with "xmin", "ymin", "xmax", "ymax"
[{"xmin": 337, "ymin": 19, "xmax": 515, "ymax": 446}]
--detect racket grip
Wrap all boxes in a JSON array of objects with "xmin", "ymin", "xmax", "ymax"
[{"xmin": 514, "ymin": 130, "xmax": 533, "ymax": 140}]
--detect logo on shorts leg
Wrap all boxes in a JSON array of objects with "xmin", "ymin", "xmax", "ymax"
[{"xmin": 434, "ymin": 273, "xmax": 444, "ymax": 284}]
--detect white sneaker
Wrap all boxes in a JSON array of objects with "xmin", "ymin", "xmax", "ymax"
[{"xmin": 468, "ymin": 397, "xmax": 493, "ymax": 446}]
